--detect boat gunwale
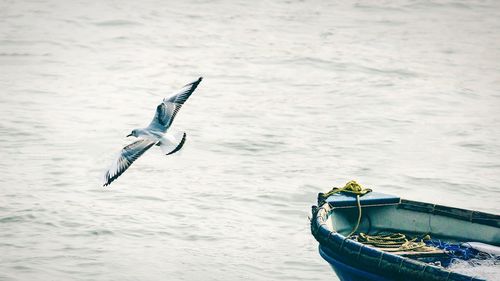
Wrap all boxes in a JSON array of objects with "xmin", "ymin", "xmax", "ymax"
[
  {"xmin": 399, "ymin": 199, "xmax": 500, "ymax": 228},
  {"xmin": 310, "ymin": 197, "xmax": 496, "ymax": 281}
]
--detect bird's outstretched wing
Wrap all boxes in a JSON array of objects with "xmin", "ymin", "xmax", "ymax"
[
  {"xmin": 103, "ymin": 138, "xmax": 157, "ymax": 186},
  {"xmin": 148, "ymin": 77, "xmax": 203, "ymax": 132}
]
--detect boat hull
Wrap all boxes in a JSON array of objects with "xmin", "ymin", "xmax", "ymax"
[
  {"xmin": 310, "ymin": 192, "xmax": 498, "ymax": 281},
  {"xmin": 319, "ymin": 246, "xmax": 393, "ymax": 281}
]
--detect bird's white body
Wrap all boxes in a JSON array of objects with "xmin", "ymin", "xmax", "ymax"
[
  {"xmin": 134, "ymin": 129, "xmax": 185, "ymax": 152},
  {"xmin": 102, "ymin": 77, "xmax": 203, "ymax": 186},
  {"xmin": 133, "ymin": 128, "xmax": 164, "ymax": 140}
]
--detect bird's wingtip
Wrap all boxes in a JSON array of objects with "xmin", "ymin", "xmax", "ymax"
[
  {"xmin": 102, "ymin": 172, "xmax": 111, "ymax": 187},
  {"xmin": 182, "ymin": 77, "xmax": 203, "ymax": 88}
]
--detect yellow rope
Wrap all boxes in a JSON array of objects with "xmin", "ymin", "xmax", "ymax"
[
  {"xmin": 323, "ymin": 180, "xmax": 372, "ymax": 198},
  {"xmin": 356, "ymin": 233, "xmax": 434, "ymax": 252},
  {"xmin": 347, "ymin": 194, "xmax": 362, "ymax": 237},
  {"xmin": 324, "ymin": 181, "xmax": 434, "ymax": 252},
  {"xmin": 323, "ymin": 180, "xmax": 372, "ymax": 237}
]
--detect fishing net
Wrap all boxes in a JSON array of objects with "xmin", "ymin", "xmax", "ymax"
[
  {"xmin": 353, "ymin": 233, "xmax": 500, "ymax": 279},
  {"xmin": 416, "ymin": 239, "xmax": 500, "ymax": 280},
  {"xmin": 447, "ymin": 258, "xmax": 500, "ymax": 280},
  {"xmin": 424, "ymin": 239, "xmax": 500, "ymax": 265}
]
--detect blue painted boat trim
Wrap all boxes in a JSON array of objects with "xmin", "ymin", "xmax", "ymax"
[
  {"xmin": 319, "ymin": 245, "xmax": 393, "ymax": 281},
  {"xmin": 325, "ymin": 192, "xmax": 400, "ymax": 208}
]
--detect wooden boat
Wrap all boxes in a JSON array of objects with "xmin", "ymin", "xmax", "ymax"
[{"xmin": 310, "ymin": 188, "xmax": 500, "ymax": 281}]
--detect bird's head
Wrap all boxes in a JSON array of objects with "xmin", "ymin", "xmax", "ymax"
[{"xmin": 126, "ymin": 129, "xmax": 138, "ymax": 138}]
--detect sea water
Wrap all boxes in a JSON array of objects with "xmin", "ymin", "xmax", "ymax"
[{"xmin": 1, "ymin": 0, "xmax": 499, "ymax": 280}]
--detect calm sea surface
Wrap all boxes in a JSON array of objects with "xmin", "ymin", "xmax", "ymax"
[{"xmin": 1, "ymin": 0, "xmax": 499, "ymax": 280}]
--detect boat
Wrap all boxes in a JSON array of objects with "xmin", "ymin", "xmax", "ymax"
[{"xmin": 310, "ymin": 181, "xmax": 500, "ymax": 281}]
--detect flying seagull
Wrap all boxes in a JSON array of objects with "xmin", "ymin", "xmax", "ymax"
[{"xmin": 103, "ymin": 77, "xmax": 203, "ymax": 186}]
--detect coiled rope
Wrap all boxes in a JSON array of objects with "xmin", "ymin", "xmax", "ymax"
[{"xmin": 356, "ymin": 233, "xmax": 434, "ymax": 252}]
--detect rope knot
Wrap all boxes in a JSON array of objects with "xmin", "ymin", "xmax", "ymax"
[{"xmin": 323, "ymin": 180, "xmax": 372, "ymax": 198}]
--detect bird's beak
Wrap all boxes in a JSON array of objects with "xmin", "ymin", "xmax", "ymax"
[{"xmin": 126, "ymin": 133, "xmax": 132, "ymax": 137}]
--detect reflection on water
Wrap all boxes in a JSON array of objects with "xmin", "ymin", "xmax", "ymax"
[{"xmin": 1, "ymin": 0, "xmax": 499, "ymax": 280}]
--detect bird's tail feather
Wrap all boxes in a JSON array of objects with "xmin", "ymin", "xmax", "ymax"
[{"xmin": 159, "ymin": 131, "xmax": 187, "ymax": 155}]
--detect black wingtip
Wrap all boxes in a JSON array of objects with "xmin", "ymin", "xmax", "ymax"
[
  {"xmin": 183, "ymin": 77, "xmax": 203, "ymax": 88},
  {"xmin": 103, "ymin": 175, "xmax": 117, "ymax": 187},
  {"xmin": 103, "ymin": 179, "xmax": 111, "ymax": 187},
  {"xmin": 103, "ymin": 173, "xmax": 109, "ymax": 187}
]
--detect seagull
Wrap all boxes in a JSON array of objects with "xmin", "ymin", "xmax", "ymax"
[{"xmin": 103, "ymin": 77, "xmax": 203, "ymax": 186}]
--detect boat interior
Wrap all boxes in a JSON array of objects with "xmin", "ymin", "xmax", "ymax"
[{"xmin": 327, "ymin": 204, "xmax": 500, "ymax": 245}]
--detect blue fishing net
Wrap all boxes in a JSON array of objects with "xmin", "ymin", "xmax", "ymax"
[
  {"xmin": 423, "ymin": 240, "xmax": 500, "ymax": 268},
  {"xmin": 425, "ymin": 240, "xmax": 479, "ymax": 260}
]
